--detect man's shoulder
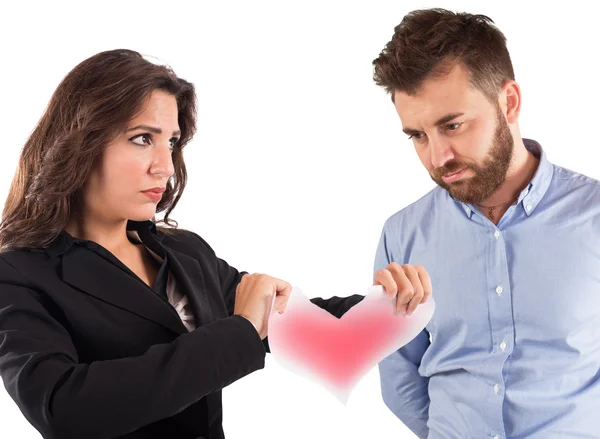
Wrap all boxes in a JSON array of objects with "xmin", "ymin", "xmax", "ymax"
[
  {"xmin": 552, "ymin": 163, "xmax": 600, "ymax": 190},
  {"xmin": 383, "ymin": 186, "xmax": 447, "ymax": 231}
]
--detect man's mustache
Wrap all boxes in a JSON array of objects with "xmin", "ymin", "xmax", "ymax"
[{"xmin": 432, "ymin": 161, "xmax": 471, "ymax": 180}]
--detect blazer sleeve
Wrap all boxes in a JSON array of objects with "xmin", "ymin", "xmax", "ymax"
[
  {"xmin": 0, "ymin": 256, "xmax": 266, "ymax": 439},
  {"xmin": 309, "ymin": 295, "xmax": 365, "ymax": 318},
  {"xmin": 185, "ymin": 231, "xmax": 365, "ymax": 350}
]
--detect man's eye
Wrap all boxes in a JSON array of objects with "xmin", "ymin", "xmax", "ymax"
[
  {"xmin": 408, "ymin": 133, "xmax": 425, "ymax": 141},
  {"xmin": 446, "ymin": 122, "xmax": 462, "ymax": 131},
  {"xmin": 130, "ymin": 134, "xmax": 152, "ymax": 146}
]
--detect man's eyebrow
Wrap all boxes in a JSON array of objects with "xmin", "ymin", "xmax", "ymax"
[
  {"xmin": 402, "ymin": 112, "xmax": 465, "ymax": 135},
  {"xmin": 127, "ymin": 125, "xmax": 181, "ymax": 136},
  {"xmin": 434, "ymin": 112, "xmax": 464, "ymax": 127},
  {"xmin": 402, "ymin": 127, "xmax": 420, "ymax": 136}
]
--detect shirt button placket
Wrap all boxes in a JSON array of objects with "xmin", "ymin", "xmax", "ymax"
[{"xmin": 490, "ymin": 225, "xmax": 509, "ymax": 439}]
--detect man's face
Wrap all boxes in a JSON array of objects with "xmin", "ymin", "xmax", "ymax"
[{"xmin": 393, "ymin": 63, "xmax": 514, "ymax": 204}]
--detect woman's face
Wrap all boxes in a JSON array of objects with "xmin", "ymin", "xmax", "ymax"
[{"xmin": 82, "ymin": 90, "xmax": 180, "ymax": 224}]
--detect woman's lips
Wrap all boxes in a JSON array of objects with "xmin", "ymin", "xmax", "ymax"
[{"xmin": 141, "ymin": 190, "xmax": 163, "ymax": 201}]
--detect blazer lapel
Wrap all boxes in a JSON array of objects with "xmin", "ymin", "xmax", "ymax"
[
  {"xmin": 164, "ymin": 247, "xmax": 214, "ymax": 326},
  {"xmin": 134, "ymin": 224, "xmax": 215, "ymax": 327},
  {"xmin": 61, "ymin": 245, "xmax": 187, "ymax": 335}
]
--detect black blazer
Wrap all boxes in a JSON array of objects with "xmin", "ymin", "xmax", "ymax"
[{"xmin": 0, "ymin": 220, "xmax": 363, "ymax": 439}]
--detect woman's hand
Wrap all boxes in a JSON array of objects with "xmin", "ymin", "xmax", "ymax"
[{"xmin": 234, "ymin": 273, "xmax": 292, "ymax": 339}]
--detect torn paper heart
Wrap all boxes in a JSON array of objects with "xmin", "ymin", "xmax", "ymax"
[{"xmin": 268, "ymin": 285, "xmax": 435, "ymax": 404}]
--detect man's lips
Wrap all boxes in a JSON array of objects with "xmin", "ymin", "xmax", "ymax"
[{"xmin": 442, "ymin": 168, "xmax": 467, "ymax": 183}]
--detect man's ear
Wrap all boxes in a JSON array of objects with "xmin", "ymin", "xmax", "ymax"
[{"xmin": 499, "ymin": 80, "xmax": 521, "ymax": 124}]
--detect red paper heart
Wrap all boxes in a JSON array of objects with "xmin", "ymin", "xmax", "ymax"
[{"xmin": 268, "ymin": 286, "xmax": 435, "ymax": 403}]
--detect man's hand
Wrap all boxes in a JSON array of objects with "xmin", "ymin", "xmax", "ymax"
[{"xmin": 374, "ymin": 263, "xmax": 432, "ymax": 315}]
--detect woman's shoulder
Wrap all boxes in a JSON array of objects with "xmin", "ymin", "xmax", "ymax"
[
  {"xmin": 156, "ymin": 226, "xmax": 216, "ymax": 257},
  {"xmin": 0, "ymin": 246, "xmax": 49, "ymax": 264},
  {"xmin": 0, "ymin": 248, "xmax": 49, "ymax": 287}
]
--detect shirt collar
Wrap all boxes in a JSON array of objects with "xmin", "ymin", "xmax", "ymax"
[
  {"xmin": 45, "ymin": 219, "xmax": 161, "ymax": 259},
  {"xmin": 458, "ymin": 138, "xmax": 553, "ymax": 219}
]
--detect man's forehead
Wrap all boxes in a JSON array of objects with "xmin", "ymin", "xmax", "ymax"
[
  {"xmin": 393, "ymin": 84, "xmax": 483, "ymax": 129},
  {"xmin": 392, "ymin": 63, "xmax": 474, "ymax": 111},
  {"xmin": 394, "ymin": 92, "xmax": 465, "ymax": 126}
]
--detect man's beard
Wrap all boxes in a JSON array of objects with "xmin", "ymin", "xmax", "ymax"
[{"xmin": 430, "ymin": 106, "xmax": 514, "ymax": 204}]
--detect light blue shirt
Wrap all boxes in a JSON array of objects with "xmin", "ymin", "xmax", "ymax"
[{"xmin": 375, "ymin": 139, "xmax": 600, "ymax": 439}]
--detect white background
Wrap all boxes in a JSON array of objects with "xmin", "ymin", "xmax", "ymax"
[{"xmin": 1, "ymin": 1, "xmax": 599, "ymax": 438}]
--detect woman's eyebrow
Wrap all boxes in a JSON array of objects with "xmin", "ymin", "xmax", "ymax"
[{"xmin": 127, "ymin": 125, "xmax": 181, "ymax": 136}]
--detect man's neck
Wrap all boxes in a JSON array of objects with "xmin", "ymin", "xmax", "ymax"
[
  {"xmin": 483, "ymin": 141, "xmax": 539, "ymax": 206},
  {"xmin": 476, "ymin": 140, "xmax": 540, "ymax": 223}
]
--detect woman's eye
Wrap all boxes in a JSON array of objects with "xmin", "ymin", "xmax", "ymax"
[
  {"xmin": 130, "ymin": 134, "xmax": 152, "ymax": 146},
  {"xmin": 169, "ymin": 138, "xmax": 180, "ymax": 150}
]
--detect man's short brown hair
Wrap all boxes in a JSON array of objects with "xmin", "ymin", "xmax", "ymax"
[{"xmin": 373, "ymin": 8, "xmax": 515, "ymax": 104}]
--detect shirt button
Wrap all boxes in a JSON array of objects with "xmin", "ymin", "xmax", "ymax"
[
  {"xmin": 500, "ymin": 341, "xmax": 507, "ymax": 351},
  {"xmin": 496, "ymin": 285, "xmax": 503, "ymax": 295},
  {"xmin": 494, "ymin": 436, "xmax": 501, "ymax": 439},
  {"xmin": 494, "ymin": 384, "xmax": 500, "ymax": 394},
  {"xmin": 494, "ymin": 230, "xmax": 500, "ymax": 239},
  {"xmin": 526, "ymin": 204, "xmax": 532, "ymax": 212}
]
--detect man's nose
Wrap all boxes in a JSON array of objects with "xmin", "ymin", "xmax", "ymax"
[{"xmin": 429, "ymin": 136, "xmax": 454, "ymax": 169}]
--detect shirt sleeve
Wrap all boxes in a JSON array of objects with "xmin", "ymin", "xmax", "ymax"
[{"xmin": 375, "ymin": 223, "xmax": 431, "ymax": 439}]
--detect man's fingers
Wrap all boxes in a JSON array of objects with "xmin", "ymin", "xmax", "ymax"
[
  {"xmin": 402, "ymin": 264, "xmax": 424, "ymax": 315},
  {"xmin": 388, "ymin": 264, "xmax": 414, "ymax": 314},
  {"xmin": 374, "ymin": 268, "xmax": 398, "ymax": 297},
  {"xmin": 416, "ymin": 265, "xmax": 433, "ymax": 303}
]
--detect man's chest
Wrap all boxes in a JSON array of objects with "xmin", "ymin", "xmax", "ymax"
[{"xmin": 395, "ymin": 222, "xmax": 600, "ymax": 346}]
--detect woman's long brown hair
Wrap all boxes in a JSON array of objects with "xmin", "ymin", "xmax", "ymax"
[{"xmin": 0, "ymin": 49, "xmax": 197, "ymax": 252}]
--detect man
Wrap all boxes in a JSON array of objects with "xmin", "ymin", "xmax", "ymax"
[{"xmin": 371, "ymin": 8, "xmax": 600, "ymax": 439}]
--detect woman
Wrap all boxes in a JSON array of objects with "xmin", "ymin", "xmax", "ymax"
[{"xmin": 0, "ymin": 49, "xmax": 429, "ymax": 439}]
